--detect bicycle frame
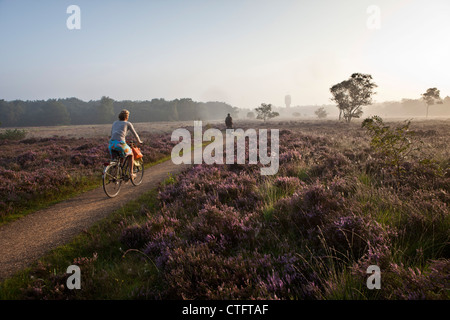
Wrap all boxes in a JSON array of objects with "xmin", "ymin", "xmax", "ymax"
[{"xmin": 110, "ymin": 154, "xmax": 131, "ymax": 181}]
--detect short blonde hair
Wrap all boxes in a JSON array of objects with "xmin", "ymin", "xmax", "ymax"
[{"xmin": 118, "ymin": 109, "xmax": 130, "ymax": 121}]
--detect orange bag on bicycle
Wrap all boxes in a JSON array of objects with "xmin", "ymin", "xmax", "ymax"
[{"xmin": 131, "ymin": 146, "xmax": 143, "ymax": 159}]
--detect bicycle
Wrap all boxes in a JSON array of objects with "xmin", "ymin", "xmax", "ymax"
[{"xmin": 102, "ymin": 141, "xmax": 144, "ymax": 198}]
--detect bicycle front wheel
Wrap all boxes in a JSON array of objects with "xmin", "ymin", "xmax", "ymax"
[
  {"xmin": 131, "ymin": 158, "xmax": 144, "ymax": 186},
  {"xmin": 103, "ymin": 162, "xmax": 122, "ymax": 197}
]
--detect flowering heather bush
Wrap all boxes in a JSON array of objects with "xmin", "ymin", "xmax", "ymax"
[
  {"xmin": 271, "ymin": 180, "xmax": 396, "ymax": 260},
  {"xmin": 120, "ymin": 224, "xmax": 153, "ymax": 250},
  {"xmin": 185, "ymin": 204, "xmax": 257, "ymax": 246},
  {"xmin": 352, "ymin": 257, "xmax": 449, "ymax": 299},
  {"xmin": 279, "ymin": 149, "xmax": 302, "ymax": 164},
  {"xmin": 136, "ymin": 243, "xmax": 320, "ymax": 300},
  {"xmin": 320, "ymin": 214, "xmax": 395, "ymax": 260},
  {"xmin": 385, "ymin": 259, "xmax": 450, "ymax": 300},
  {"xmin": 158, "ymin": 165, "xmax": 262, "ymax": 214},
  {"xmin": 309, "ymin": 147, "xmax": 354, "ymax": 180},
  {"xmin": 20, "ymin": 261, "xmax": 75, "ymax": 300},
  {"xmin": 21, "ymin": 252, "xmax": 98, "ymax": 300},
  {"xmin": 273, "ymin": 176, "xmax": 302, "ymax": 193}
]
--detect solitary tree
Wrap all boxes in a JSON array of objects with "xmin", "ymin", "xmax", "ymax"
[
  {"xmin": 314, "ymin": 107, "xmax": 328, "ymax": 119},
  {"xmin": 255, "ymin": 103, "xmax": 279, "ymax": 122},
  {"xmin": 444, "ymin": 96, "xmax": 450, "ymax": 104},
  {"xmin": 421, "ymin": 88, "xmax": 442, "ymax": 118},
  {"xmin": 330, "ymin": 73, "xmax": 377, "ymax": 123},
  {"xmin": 246, "ymin": 111, "xmax": 255, "ymax": 119}
]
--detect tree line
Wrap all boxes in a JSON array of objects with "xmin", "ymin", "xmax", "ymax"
[
  {"xmin": 0, "ymin": 97, "xmax": 239, "ymax": 127},
  {"xmin": 3, "ymin": 74, "xmax": 448, "ymax": 128}
]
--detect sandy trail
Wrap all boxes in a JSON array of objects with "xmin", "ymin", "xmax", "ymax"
[{"xmin": 0, "ymin": 159, "xmax": 191, "ymax": 281}]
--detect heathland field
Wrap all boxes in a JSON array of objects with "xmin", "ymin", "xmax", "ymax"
[
  {"xmin": 0, "ymin": 122, "xmax": 188, "ymax": 223},
  {"xmin": 0, "ymin": 118, "xmax": 448, "ymax": 300}
]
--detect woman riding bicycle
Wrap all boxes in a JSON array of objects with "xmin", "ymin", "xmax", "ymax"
[{"xmin": 109, "ymin": 109, "xmax": 143, "ymax": 180}]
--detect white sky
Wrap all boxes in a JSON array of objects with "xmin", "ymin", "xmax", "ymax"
[{"xmin": 0, "ymin": 0, "xmax": 449, "ymax": 109}]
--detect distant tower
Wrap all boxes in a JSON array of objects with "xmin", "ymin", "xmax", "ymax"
[{"xmin": 285, "ymin": 94, "xmax": 291, "ymax": 108}]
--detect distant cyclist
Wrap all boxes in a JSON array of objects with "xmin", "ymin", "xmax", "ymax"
[
  {"xmin": 109, "ymin": 109, "xmax": 143, "ymax": 180},
  {"xmin": 225, "ymin": 113, "xmax": 233, "ymax": 129}
]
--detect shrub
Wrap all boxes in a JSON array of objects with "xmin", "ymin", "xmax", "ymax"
[
  {"xmin": 352, "ymin": 258, "xmax": 450, "ymax": 299},
  {"xmin": 0, "ymin": 128, "xmax": 27, "ymax": 140},
  {"xmin": 362, "ymin": 116, "xmax": 419, "ymax": 177}
]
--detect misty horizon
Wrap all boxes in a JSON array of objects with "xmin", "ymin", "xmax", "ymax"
[{"xmin": 1, "ymin": 0, "xmax": 450, "ymax": 110}]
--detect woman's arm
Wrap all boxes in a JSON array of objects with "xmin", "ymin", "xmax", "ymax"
[{"xmin": 127, "ymin": 122, "xmax": 143, "ymax": 144}]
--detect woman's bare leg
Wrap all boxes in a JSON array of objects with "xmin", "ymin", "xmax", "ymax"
[{"xmin": 129, "ymin": 154, "xmax": 135, "ymax": 179}]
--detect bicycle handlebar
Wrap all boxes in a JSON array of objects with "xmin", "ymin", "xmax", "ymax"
[{"xmin": 128, "ymin": 140, "xmax": 143, "ymax": 146}]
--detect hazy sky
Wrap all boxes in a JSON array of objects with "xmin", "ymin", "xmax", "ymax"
[{"xmin": 1, "ymin": 0, "xmax": 449, "ymax": 109}]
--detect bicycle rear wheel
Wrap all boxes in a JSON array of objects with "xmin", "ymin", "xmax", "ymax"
[
  {"xmin": 131, "ymin": 158, "xmax": 144, "ymax": 186},
  {"xmin": 103, "ymin": 162, "xmax": 122, "ymax": 197}
]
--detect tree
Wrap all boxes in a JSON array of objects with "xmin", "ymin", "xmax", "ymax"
[
  {"xmin": 170, "ymin": 101, "xmax": 179, "ymax": 121},
  {"xmin": 421, "ymin": 88, "xmax": 442, "ymax": 118},
  {"xmin": 444, "ymin": 96, "xmax": 450, "ymax": 104},
  {"xmin": 0, "ymin": 99, "xmax": 25, "ymax": 126},
  {"xmin": 97, "ymin": 96, "xmax": 115, "ymax": 124},
  {"xmin": 255, "ymin": 103, "xmax": 279, "ymax": 122},
  {"xmin": 38, "ymin": 100, "xmax": 70, "ymax": 126},
  {"xmin": 330, "ymin": 73, "xmax": 377, "ymax": 123},
  {"xmin": 246, "ymin": 112, "xmax": 255, "ymax": 119},
  {"xmin": 176, "ymin": 98, "xmax": 197, "ymax": 121},
  {"xmin": 231, "ymin": 106, "xmax": 240, "ymax": 119},
  {"xmin": 314, "ymin": 107, "xmax": 328, "ymax": 119}
]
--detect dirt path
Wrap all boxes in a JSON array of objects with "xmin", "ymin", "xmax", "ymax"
[{"xmin": 0, "ymin": 159, "xmax": 191, "ymax": 281}]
